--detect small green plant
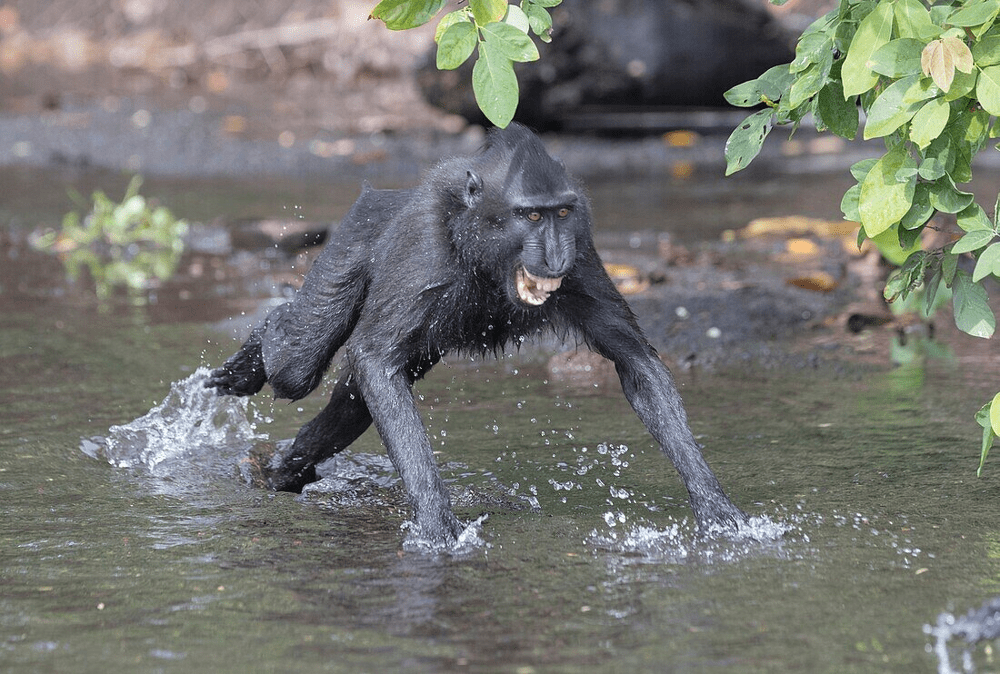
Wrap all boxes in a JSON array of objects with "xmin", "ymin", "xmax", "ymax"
[
  {"xmin": 370, "ymin": 0, "xmax": 561, "ymax": 127},
  {"xmin": 724, "ymin": 0, "xmax": 1000, "ymax": 472},
  {"xmin": 32, "ymin": 175, "xmax": 188, "ymax": 301}
]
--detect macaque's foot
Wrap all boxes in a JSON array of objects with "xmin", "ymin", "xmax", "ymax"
[
  {"xmin": 234, "ymin": 440, "xmax": 310, "ymax": 492},
  {"xmin": 691, "ymin": 496, "xmax": 750, "ymax": 537},
  {"xmin": 254, "ymin": 439, "xmax": 318, "ymax": 493},
  {"xmin": 405, "ymin": 509, "xmax": 466, "ymax": 551}
]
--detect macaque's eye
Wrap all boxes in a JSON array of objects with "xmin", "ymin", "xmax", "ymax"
[
  {"xmin": 526, "ymin": 211, "xmax": 542, "ymax": 222},
  {"xmin": 557, "ymin": 207, "xmax": 571, "ymax": 218}
]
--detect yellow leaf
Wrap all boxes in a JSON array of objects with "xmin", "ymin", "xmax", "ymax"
[
  {"xmin": 922, "ymin": 39, "xmax": 955, "ymax": 92},
  {"xmin": 945, "ymin": 36, "xmax": 974, "ymax": 74}
]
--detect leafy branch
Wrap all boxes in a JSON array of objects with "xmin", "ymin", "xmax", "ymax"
[
  {"xmin": 370, "ymin": 0, "xmax": 561, "ymax": 127},
  {"xmin": 725, "ymin": 0, "xmax": 1000, "ymax": 472},
  {"xmin": 31, "ymin": 176, "xmax": 188, "ymax": 302}
]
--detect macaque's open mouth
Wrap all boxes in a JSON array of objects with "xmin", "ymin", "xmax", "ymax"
[{"xmin": 515, "ymin": 266, "xmax": 563, "ymax": 305}]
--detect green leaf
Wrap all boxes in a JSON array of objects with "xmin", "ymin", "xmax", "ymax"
[
  {"xmin": 759, "ymin": 63, "xmax": 796, "ymax": 95},
  {"xmin": 977, "ymin": 64, "xmax": 1000, "ymax": 115},
  {"xmin": 947, "ymin": 108, "xmax": 991, "ymax": 182},
  {"xmin": 874, "ymin": 228, "xmax": 924, "ymax": 267},
  {"xmin": 724, "ymin": 109, "xmax": 773, "ymax": 176},
  {"xmin": 977, "ymin": 400, "xmax": 992, "ymax": 429},
  {"xmin": 370, "ymin": 0, "xmax": 448, "ymax": 29},
  {"xmin": 973, "ymin": 241, "xmax": 1000, "ymax": 281},
  {"xmin": 900, "ymin": 182, "xmax": 934, "ymax": 230},
  {"xmin": 504, "ymin": 4, "xmax": 531, "ymax": 33},
  {"xmin": 841, "ymin": 182, "xmax": 862, "ymax": 221},
  {"xmin": 816, "ymin": 76, "xmax": 859, "ymax": 139},
  {"xmin": 470, "ymin": 0, "xmax": 507, "ymax": 26},
  {"xmin": 978, "ymin": 415, "xmax": 995, "ymax": 477},
  {"xmin": 957, "ymin": 203, "xmax": 994, "ymax": 232},
  {"xmin": 850, "ymin": 157, "xmax": 878, "ymax": 182},
  {"xmin": 773, "ymin": 95, "xmax": 809, "ymax": 127},
  {"xmin": 973, "ymin": 35, "xmax": 1000, "ymax": 66},
  {"xmin": 953, "ymin": 271, "xmax": 996, "ymax": 338},
  {"xmin": 724, "ymin": 78, "xmax": 780, "ymax": 107},
  {"xmin": 928, "ymin": 175, "xmax": 975, "ymax": 213},
  {"xmin": 883, "ymin": 269, "xmax": 912, "ymax": 304},
  {"xmin": 788, "ymin": 60, "xmax": 828, "ymax": 108},
  {"xmin": 864, "ymin": 75, "xmax": 938, "ymax": 140},
  {"xmin": 884, "ymin": 251, "xmax": 927, "ymax": 301},
  {"xmin": 472, "ymin": 40, "xmax": 519, "ymax": 127},
  {"xmin": 725, "ymin": 64, "xmax": 794, "ymax": 108},
  {"xmin": 868, "ymin": 38, "xmax": 925, "ymax": 77},
  {"xmin": 894, "ymin": 0, "xmax": 936, "ymax": 36},
  {"xmin": 923, "ymin": 268, "xmax": 945, "ymax": 317},
  {"xmin": 944, "ymin": 68, "xmax": 979, "ymax": 101},
  {"xmin": 791, "ymin": 32, "xmax": 833, "ymax": 74},
  {"xmin": 951, "ymin": 229, "xmax": 995, "ymax": 254},
  {"xmin": 859, "ymin": 144, "xmax": 918, "ymax": 237},
  {"xmin": 909, "ymin": 97, "xmax": 950, "ymax": 148},
  {"xmin": 943, "ymin": 249, "xmax": 959, "ymax": 285},
  {"xmin": 919, "ymin": 135, "xmax": 954, "ymax": 180},
  {"xmin": 991, "ymin": 391, "xmax": 1000, "ymax": 437},
  {"xmin": 842, "ymin": 2, "xmax": 894, "ymax": 98},
  {"xmin": 436, "ymin": 21, "xmax": 478, "ymax": 70},
  {"xmin": 481, "ymin": 21, "xmax": 539, "ymax": 63},
  {"xmin": 522, "ymin": 1, "xmax": 553, "ymax": 40},
  {"xmin": 947, "ymin": 0, "xmax": 1000, "ymax": 28},
  {"xmin": 527, "ymin": 0, "xmax": 561, "ymax": 7},
  {"xmin": 435, "ymin": 10, "xmax": 470, "ymax": 42},
  {"xmin": 895, "ymin": 0, "xmax": 941, "ymax": 41}
]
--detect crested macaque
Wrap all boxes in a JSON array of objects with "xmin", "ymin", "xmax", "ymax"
[{"xmin": 208, "ymin": 124, "xmax": 747, "ymax": 545}]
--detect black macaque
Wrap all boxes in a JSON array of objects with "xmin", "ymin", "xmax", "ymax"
[{"xmin": 208, "ymin": 123, "xmax": 748, "ymax": 546}]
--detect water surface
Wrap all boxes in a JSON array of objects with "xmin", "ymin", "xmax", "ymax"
[{"xmin": 3, "ymin": 169, "xmax": 1000, "ymax": 673}]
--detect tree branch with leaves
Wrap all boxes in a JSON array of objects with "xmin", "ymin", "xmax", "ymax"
[
  {"xmin": 725, "ymin": 0, "xmax": 1000, "ymax": 472},
  {"xmin": 370, "ymin": 0, "xmax": 561, "ymax": 127}
]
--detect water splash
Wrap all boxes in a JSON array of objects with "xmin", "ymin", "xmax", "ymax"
[
  {"xmin": 588, "ymin": 510, "xmax": 793, "ymax": 566},
  {"xmin": 401, "ymin": 514, "xmax": 490, "ymax": 556},
  {"xmin": 81, "ymin": 367, "xmax": 266, "ymax": 477},
  {"xmin": 299, "ymin": 452, "xmax": 404, "ymax": 509},
  {"xmin": 925, "ymin": 597, "xmax": 1000, "ymax": 674}
]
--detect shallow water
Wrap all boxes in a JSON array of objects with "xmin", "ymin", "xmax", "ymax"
[
  {"xmin": 4, "ymin": 168, "xmax": 1000, "ymax": 673},
  {"xmin": 3, "ymin": 295, "xmax": 1000, "ymax": 673}
]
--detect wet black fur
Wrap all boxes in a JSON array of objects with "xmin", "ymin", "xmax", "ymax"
[{"xmin": 208, "ymin": 124, "xmax": 747, "ymax": 545}]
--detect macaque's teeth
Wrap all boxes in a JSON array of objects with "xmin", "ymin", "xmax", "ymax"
[{"xmin": 516, "ymin": 266, "xmax": 564, "ymax": 305}]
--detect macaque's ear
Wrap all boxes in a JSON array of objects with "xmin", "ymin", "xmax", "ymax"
[{"xmin": 464, "ymin": 171, "xmax": 484, "ymax": 208}]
